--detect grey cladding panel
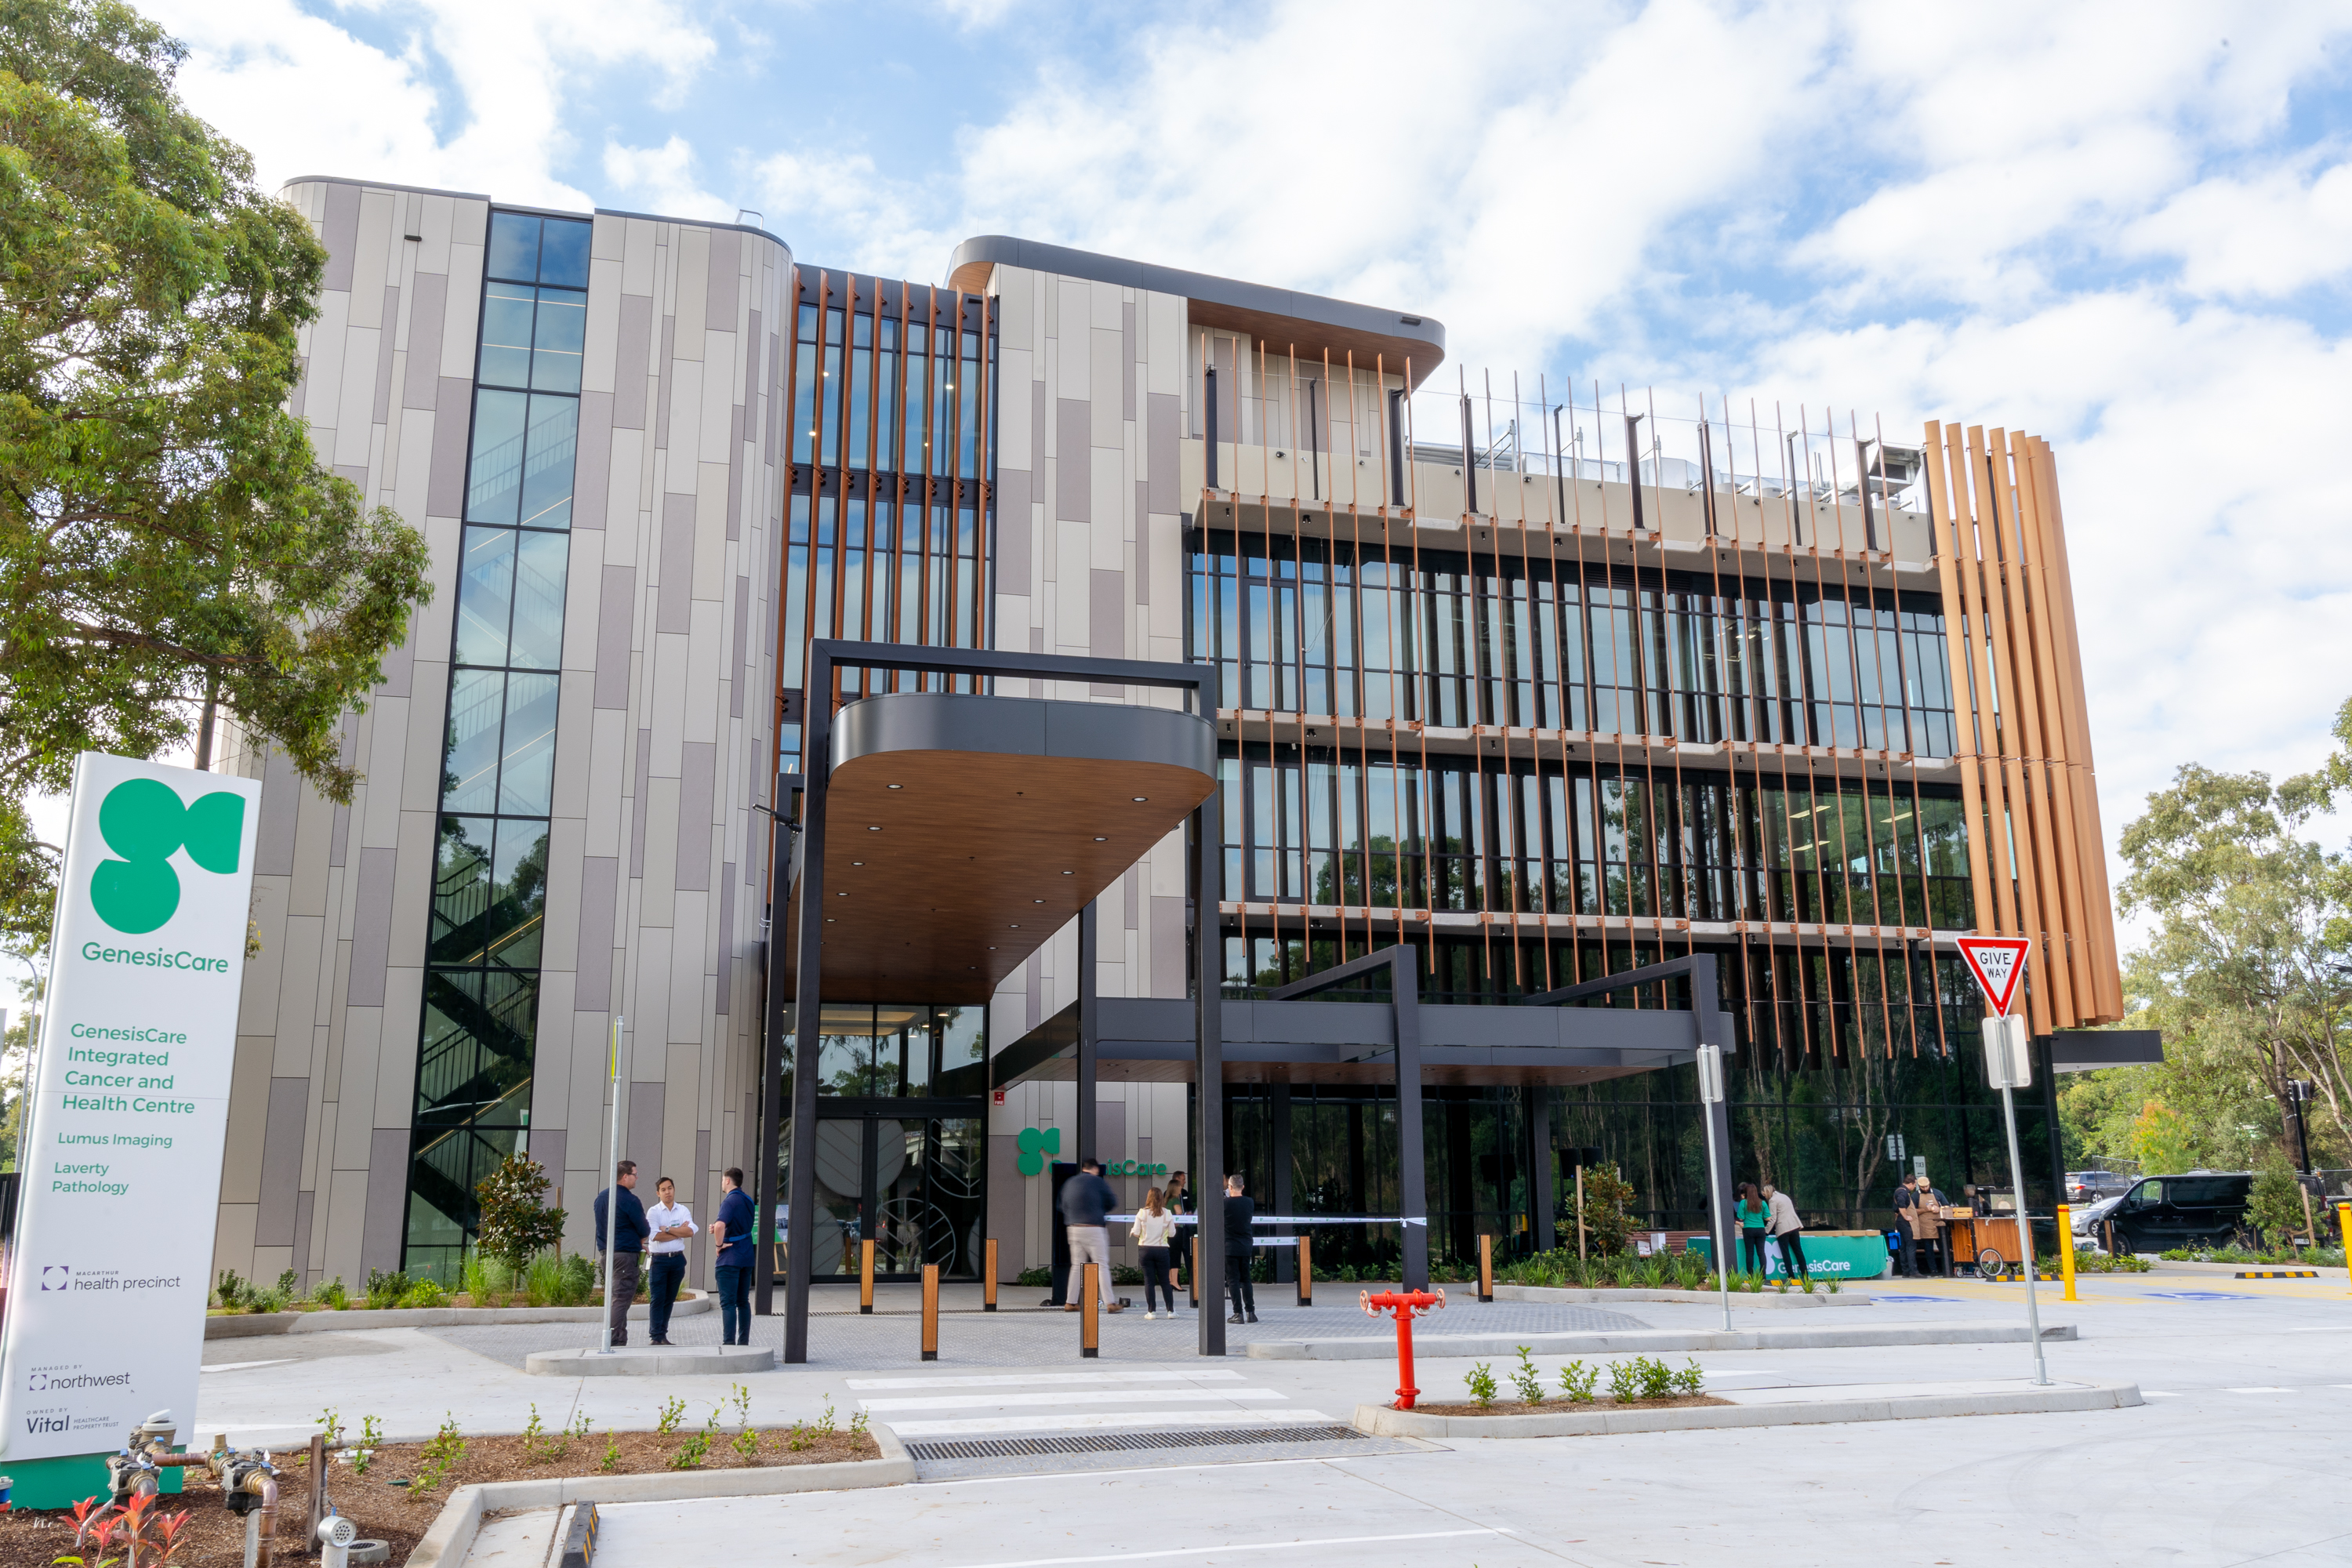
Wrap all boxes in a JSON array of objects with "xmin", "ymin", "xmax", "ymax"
[
  {"xmin": 346, "ymin": 848, "xmax": 398, "ymax": 1007},
  {"xmin": 361, "ymin": 1127, "xmax": 408, "ymax": 1276},
  {"xmin": 322, "ymin": 184, "xmax": 361, "ymax": 292},
  {"xmin": 627, "ymin": 1082, "xmax": 666, "ymax": 1178},
  {"xmin": 427, "ymin": 378, "xmax": 474, "ymax": 517},
  {"xmin": 574, "ymin": 390, "xmax": 613, "ymax": 531},
  {"xmin": 255, "ymin": 1076, "xmax": 310, "ymax": 1246},
  {"xmin": 576, "ymin": 855, "xmax": 619, "ymax": 1011},
  {"xmin": 1147, "ymin": 394, "xmax": 1180, "ymax": 514},
  {"xmin": 1054, "ymin": 401, "xmax": 1091, "ymax": 522},
  {"xmin": 594, "ymin": 567, "xmax": 635, "ymax": 710},
  {"xmin": 403, "ymin": 272, "xmax": 447, "ymax": 410},
  {"xmin": 615, "ymin": 295, "xmax": 652, "ymax": 430},
  {"xmin": 714, "ymin": 867, "xmax": 735, "ymax": 1015},
  {"xmin": 675, "ymin": 741, "xmax": 714, "ymax": 892},
  {"xmin": 995, "ymin": 470, "xmax": 1031, "ymax": 586},
  {"xmin": 1089, "ymin": 569, "xmax": 1123, "ymax": 659},
  {"xmin": 657, "ymin": 493, "xmax": 696, "ymax": 634},
  {"xmin": 706, "ymin": 231, "xmax": 739, "ymax": 328}
]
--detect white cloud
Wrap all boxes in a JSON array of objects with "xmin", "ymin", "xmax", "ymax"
[
  {"xmin": 603, "ymin": 136, "xmax": 734, "ymax": 223},
  {"xmin": 2122, "ymin": 156, "xmax": 2352, "ymax": 298}
]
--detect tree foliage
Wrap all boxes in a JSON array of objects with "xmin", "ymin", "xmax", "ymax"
[
  {"xmin": 0, "ymin": 0, "xmax": 432, "ymax": 938},
  {"xmin": 2107, "ymin": 736, "xmax": 2352, "ymax": 1173},
  {"xmin": 474, "ymin": 1152, "xmax": 565, "ymax": 1273}
]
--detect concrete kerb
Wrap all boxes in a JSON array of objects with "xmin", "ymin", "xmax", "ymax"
[
  {"xmin": 1352, "ymin": 1379, "xmax": 2143, "ymax": 1439},
  {"xmin": 1248, "ymin": 1321, "xmax": 2078, "ymax": 1360},
  {"xmin": 1492, "ymin": 1283, "xmax": 1874, "ymax": 1309},
  {"xmin": 403, "ymin": 1421, "xmax": 913, "ymax": 1568},
  {"xmin": 524, "ymin": 1345, "xmax": 779, "ymax": 1377},
  {"xmin": 204, "ymin": 1298, "xmax": 713, "ymax": 1339}
]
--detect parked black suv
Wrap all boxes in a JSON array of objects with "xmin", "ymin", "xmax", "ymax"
[{"xmin": 2105, "ymin": 1172, "xmax": 2253, "ymax": 1253}]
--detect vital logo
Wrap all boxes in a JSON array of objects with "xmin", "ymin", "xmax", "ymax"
[
  {"xmin": 1014, "ymin": 1126, "xmax": 1061, "ymax": 1178},
  {"xmin": 38, "ymin": 1265, "xmax": 67, "ymax": 1292},
  {"xmin": 89, "ymin": 779, "xmax": 245, "ymax": 935}
]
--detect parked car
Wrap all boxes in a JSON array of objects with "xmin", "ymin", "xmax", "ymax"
[
  {"xmin": 2104, "ymin": 1172, "xmax": 2253, "ymax": 1253},
  {"xmin": 2064, "ymin": 1171, "xmax": 2134, "ymax": 1206},
  {"xmin": 2069, "ymin": 1192, "xmax": 2127, "ymax": 1239}
]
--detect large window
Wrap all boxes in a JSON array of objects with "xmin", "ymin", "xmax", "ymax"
[{"xmin": 404, "ymin": 212, "xmax": 590, "ymax": 1283}]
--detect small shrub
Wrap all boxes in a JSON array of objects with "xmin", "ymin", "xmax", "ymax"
[
  {"xmin": 1558, "ymin": 1359, "xmax": 1598, "ymax": 1403},
  {"xmin": 275, "ymin": 1269, "xmax": 299, "ymax": 1300},
  {"xmin": 364, "ymin": 1269, "xmax": 409, "ymax": 1310},
  {"xmin": 849, "ymin": 1406, "xmax": 870, "ymax": 1439},
  {"xmin": 474, "ymin": 1152, "xmax": 567, "ymax": 1273},
  {"xmin": 521, "ymin": 1404, "xmax": 547, "ymax": 1460},
  {"xmin": 657, "ymin": 1396, "xmax": 687, "ymax": 1436},
  {"xmin": 815, "ymin": 1397, "xmax": 839, "ymax": 1436},
  {"xmin": 410, "ymin": 1413, "xmax": 466, "ymax": 1493},
  {"xmin": 559, "ymin": 1253, "xmax": 597, "ymax": 1303},
  {"xmin": 1464, "ymin": 1362, "xmax": 1498, "ymax": 1407},
  {"xmin": 1017, "ymin": 1265, "xmax": 1053, "ymax": 1288},
  {"xmin": 247, "ymin": 1280, "xmax": 290, "ymax": 1314},
  {"xmin": 731, "ymin": 1383, "xmax": 753, "ymax": 1428},
  {"xmin": 600, "ymin": 1432, "xmax": 619, "ymax": 1472},
  {"xmin": 731, "ymin": 1425, "xmax": 761, "ymax": 1463},
  {"xmin": 399, "ymin": 1279, "xmax": 449, "ymax": 1309},
  {"xmin": 316, "ymin": 1276, "xmax": 350, "ymax": 1311},
  {"xmin": 316, "ymin": 1406, "xmax": 345, "ymax": 1448},
  {"xmin": 1635, "ymin": 1355, "xmax": 1675, "ymax": 1400},
  {"xmin": 214, "ymin": 1269, "xmax": 249, "ymax": 1311},
  {"xmin": 1606, "ymin": 1358, "xmax": 1639, "ymax": 1403},
  {"xmin": 1671, "ymin": 1359, "xmax": 1704, "ymax": 1396},
  {"xmin": 1509, "ymin": 1346, "xmax": 1544, "ymax": 1404}
]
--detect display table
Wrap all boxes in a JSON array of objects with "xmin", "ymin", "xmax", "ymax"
[{"xmin": 1691, "ymin": 1229, "xmax": 1889, "ymax": 1280}]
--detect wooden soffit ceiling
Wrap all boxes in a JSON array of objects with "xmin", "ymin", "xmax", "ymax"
[{"xmin": 783, "ymin": 691, "xmax": 1218, "ymax": 1004}]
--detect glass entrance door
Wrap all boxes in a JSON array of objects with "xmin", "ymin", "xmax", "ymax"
[{"xmin": 809, "ymin": 1110, "xmax": 986, "ymax": 1280}]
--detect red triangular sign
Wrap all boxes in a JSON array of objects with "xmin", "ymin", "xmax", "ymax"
[{"xmin": 1955, "ymin": 936, "xmax": 2031, "ymax": 1015}]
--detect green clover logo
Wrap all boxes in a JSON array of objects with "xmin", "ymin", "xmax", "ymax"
[
  {"xmin": 1014, "ymin": 1125, "xmax": 1061, "ymax": 1178},
  {"xmin": 89, "ymin": 777, "xmax": 246, "ymax": 935}
]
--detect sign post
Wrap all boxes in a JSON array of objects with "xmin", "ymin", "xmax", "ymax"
[
  {"xmin": 1956, "ymin": 935, "xmax": 2050, "ymax": 1388},
  {"xmin": 1694, "ymin": 1044, "xmax": 1732, "ymax": 1332},
  {"xmin": 0, "ymin": 755, "xmax": 261, "ymax": 1505}
]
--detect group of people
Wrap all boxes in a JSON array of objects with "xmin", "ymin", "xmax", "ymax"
[
  {"xmin": 1058, "ymin": 1163, "xmax": 1266, "ymax": 1323},
  {"xmin": 1731, "ymin": 1181, "xmax": 1810, "ymax": 1280},
  {"xmin": 1892, "ymin": 1171, "xmax": 1981, "ymax": 1276},
  {"xmin": 590, "ymin": 1160, "xmax": 760, "ymax": 1346}
]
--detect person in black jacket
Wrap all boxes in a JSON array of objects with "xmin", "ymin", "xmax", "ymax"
[
  {"xmin": 1223, "ymin": 1174, "xmax": 1258, "ymax": 1323},
  {"xmin": 592, "ymin": 1160, "xmax": 650, "ymax": 1345},
  {"xmin": 1165, "ymin": 1171, "xmax": 1193, "ymax": 1297},
  {"xmin": 1060, "ymin": 1159, "xmax": 1123, "ymax": 1314}
]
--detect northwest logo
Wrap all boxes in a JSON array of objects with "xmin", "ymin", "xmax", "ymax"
[{"xmin": 89, "ymin": 779, "xmax": 245, "ymax": 935}]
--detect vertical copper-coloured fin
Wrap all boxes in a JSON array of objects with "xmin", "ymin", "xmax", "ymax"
[
  {"xmin": 1989, "ymin": 429, "xmax": 2077, "ymax": 1029},
  {"xmin": 1923, "ymin": 422, "xmax": 1994, "ymax": 948},
  {"xmin": 1948, "ymin": 423, "xmax": 2013, "ymax": 942},
  {"xmin": 2011, "ymin": 441, "xmax": 2094, "ymax": 1023},
  {"xmin": 1965, "ymin": 425, "xmax": 2047, "ymax": 1030}
]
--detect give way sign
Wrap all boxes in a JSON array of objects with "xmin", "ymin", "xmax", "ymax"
[{"xmin": 1955, "ymin": 936, "xmax": 2031, "ymax": 1015}]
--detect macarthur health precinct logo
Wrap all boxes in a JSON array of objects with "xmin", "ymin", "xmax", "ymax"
[{"xmin": 87, "ymin": 777, "xmax": 245, "ymax": 935}]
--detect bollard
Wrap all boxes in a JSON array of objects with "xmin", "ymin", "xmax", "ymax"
[
  {"xmin": 860, "ymin": 1239, "xmax": 876, "ymax": 1314},
  {"xmin": 1080, "ymin": 1262, "xmax": 1101, "ymax": 1359},
  {"xmin": 2056, "ymin": 1204, "xmax": 2077, "ymax": 1302},
  {"xmin": 1478, "ymin": 1234, "xmax": 1494, "ymax": 1302},
  {"xmin": 1190, "ymin": 1239, "xmax": 1200, "ymax": 1308},
  {"xmin": 1360, "ymin": 1287, "xmax": 1445, "ymax": 1410},
  {"xmin": 1297, "ymin": 1235, "xmax": 1313, "ymax": 1308},
  {"xmin": 2339, "ymin": 1203, "xmax": 2350, "ymax": 1293},
  {"xmin": 920, "ymin": 1263, "xmax": 940, "ymax": 1362},
  {"xmin": 983, "ymin": 1239, "xmax": 998, "ymax": 1312}
]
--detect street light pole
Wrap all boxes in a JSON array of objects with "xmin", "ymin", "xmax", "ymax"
[{"xmin": 600, "ymin": 1014, "xmax": 624, "ymax": 1355}]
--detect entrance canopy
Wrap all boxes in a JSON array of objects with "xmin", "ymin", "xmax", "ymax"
[
  {"xmin": 993, "ymin": 995, "xmax": 1698, "ymax": 1088},
  {"xmin": 781, "ymin": 691, "xmax": 1217, "ymax": 1003}
]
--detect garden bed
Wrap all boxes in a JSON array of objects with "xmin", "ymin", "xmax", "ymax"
[
  {"xmin": 0, "ymin": 1421, "xmax": 876, "ymax": 1568},
  {"xmin": 1406, "ymin": 1395, "xmax": 1730, "ymax": 1416}
]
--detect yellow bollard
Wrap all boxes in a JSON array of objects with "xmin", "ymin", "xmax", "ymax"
[
  {"xmin": 2056, "ymin": 1204, "xmax": 2078, "ymax": 1302},
  {"xmin": 2338, "ymin": 1203, "xmax": 2350, "ymax": 1294},
  {"xmin": 983, "ymin": 1238, "xmax": 998, "ymax": 1312},
  {"xmin": 1296, "ymin": 1234, "xmax": 1313, "ymax": 1308},
  {"xmin": 1080, "ymin": 1261, "xmax": 1101, "ymax": 1359},
  {"xmin": 860, "ymin": 1238, "xmax": 876, "ymax": 1314},
  {"xmin": 1479, "ymin": 1233, "xmax": 1494, "ymax": 1302}
]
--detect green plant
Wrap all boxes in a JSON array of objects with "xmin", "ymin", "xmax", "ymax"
[
  {"xmin": 1635, "ymin": 1355, "xmax": 1674, "ymax": 1400},
  {"xmin": 657, "ymin": 1396, "xmax": 687, "ymax": 1437},
  {"xmin": 672, "ymin": 1407, "xmax": 720, "ymax": 1470},
  {"xmin": 559, "ymin": 1253, "xmax": 597, "ymax": 1303},
  {"xmin": 1671, "ymin": 1359, "xmax": 1704, "ymax": 1396},
  {"xmin": 567, "ymin": 1406, "xmax": 593, "ymax": 1443},
  {"xmin": 1559, "ymin": 1163, "xmax": 1638, "ymax": 1256},
  {"xmin": 1017, "ymin": 1265, "xmax": 1053, "ymax": 1288},
  {"xmin": 784, "ymin": 1419, "xmax": 810, "ymax": 1453},
  {"xmin": 316, "ymin": 1276, "xmax": 350, "ymax": 1311},
  {"xmin": 247, "ymin": 1280, "xmax": 289, "ymax": 1314},
  {"xmin": 600, "ymin": 1432, "xmax": 619, "ymax": 1472},
  {"xmin": 363, "ymin": 1269, "xmax": 409, "ymax": 1310},
  {"xmin": 1799, "ymin": 1273, "xmax": 1817, "ymax": 1294},
  {"xmin": 315, "ymin": 1406, "xmax": 345, "ymax": 1448},
  {"xmin": 1606, "ymin": 1358, "xmax": 1639, "ymax": 1402},
  {"xmin": 2071, "ymin": 1248, "xmax": 2152, "ymax": 1273},
  {"xmin": 475, "ymin": 1153, "xmax": 568, "ymax": 1273},
  {"xmin": 1509, "ymin": 1346, "xmax": 1544, "ymax": 1404},
  {"xmin": 213, "ymin": 1269, "xmax": 248, "ymax": 1311},
  {"xmin": 398, "ymin": 1279, "xmax": 448, "ymax": 1309},
  {"xmin": 2248, "ymin": 1156, "xmax": 2307, "ymax": 1246},
  {"xmin": 1558, "ymin": 1359, "xmax": 1598, "ymax": 1403},
  {"xmin": 848, "ymin": 1406, "xmax": 870, "ymax": 1439},
  {"xmin": 731, "ymin": 1423, "xmax": 761, "ymax": 1463},
  {"xmin": 1464, "ymin": 1362, "xmax": 1497, "ymax": 1408},
  {"xmin": 275, "ymin": 1269, "xmax": 299, "ymax": 1300},
  {"xmin": 410, "ymin": 1413, "xmax": 466, "ymax": 1494},
  {"xmin": 815, "ymin": 1398, "xmax": 838, "ymax": 1436},
  {"xmin": 350, "ymin": 1414, "xmax": 383, "ymax": 1476}
]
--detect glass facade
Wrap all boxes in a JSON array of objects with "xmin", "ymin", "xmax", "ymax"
[
  {"xmin": 403, "ymin": 212, "xmax": 590, "ymax": 1282},
  {"xmin": 778, "ymin": 274, "xmax": 993, "ymax": 776}
]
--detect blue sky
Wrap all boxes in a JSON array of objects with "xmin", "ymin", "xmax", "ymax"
[{"xmin": 116, "ymin": 0, "xmax": 2352, "ymax": 884}]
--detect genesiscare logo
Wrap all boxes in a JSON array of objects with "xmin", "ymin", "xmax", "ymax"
[{"xmin": 89, "ymin": 778, "xmax": 245, "ymax": 935}]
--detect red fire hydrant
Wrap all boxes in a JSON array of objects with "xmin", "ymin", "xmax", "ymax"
[{"xmin": 1361, "ymin": 1287, "xmax": 1446, "ymax": 1409}]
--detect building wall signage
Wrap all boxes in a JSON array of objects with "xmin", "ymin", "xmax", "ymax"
[{"xmin": 0, "ymin": 756, "xmax": 260, "ymax": 1461}]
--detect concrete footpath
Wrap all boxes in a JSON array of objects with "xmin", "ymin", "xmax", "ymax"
[{"xmin": 1250, "ymin": 1317, "xmax": 2074, "ymax": 1358}]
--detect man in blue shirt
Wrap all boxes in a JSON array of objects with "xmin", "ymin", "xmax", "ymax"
[
  {"xmin": 711, "ymin": 1167, "xmax": 757, "ymax": 1345},
  {"xmin": 593, "ymin": 1160, "xmax": 650, "ymax": 1345}
]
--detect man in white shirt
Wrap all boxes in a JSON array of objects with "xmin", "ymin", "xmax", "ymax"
[{"xmin": 644, "ymin": 1177, "xmax": 697, "ymax": 1346}]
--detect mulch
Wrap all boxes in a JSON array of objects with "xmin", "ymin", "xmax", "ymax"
[
  {"xmin": 1404, "ymin": 1394, "xmax": 1733, "ymax": 1416},
  {"xmin": 0, "ymin": 1425, "xmax": 878, "ymax": 1566}
]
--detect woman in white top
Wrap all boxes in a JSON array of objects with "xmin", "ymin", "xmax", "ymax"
[{"xmin": 1131, "ymin": 1187, "xmax": 1181, "ymax": 1317}]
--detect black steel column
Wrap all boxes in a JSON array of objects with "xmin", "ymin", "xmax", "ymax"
[
  {"xmin": 2038, "ymin": 1036, "xmax": 2065, "ymax": 1214},
  {"xmin": 1528, "ymin": 1087, "xmax": 1555, "ymax": 1254},
  {"xmin": 1077, "ymin": 900, "xmax": 1098, "ymax": 1163},
  {"xmin": 1392, "ymin": 948, "xmax": 1428, "ymax": 1292},
  {"xmin": 753, "ymin": 807, "xmax": 790, "ymax": 1318},
  {"xmin": 1270, "ymin": 1084, "xmax": 1294, "ymax": 1285},
  {"xmin": 782, "ymin": 648, "xmax": 833, "ymax": 1364},
  {"xmin": 1694, "ymin": 955, "xmax": 1737, "ymax": 1247},
  {"xmin": 1194, "ymin": 788, "xmax": 1225, "ymax": 1356}
]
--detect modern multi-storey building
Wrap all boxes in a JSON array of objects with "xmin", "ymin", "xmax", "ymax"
[{"xmin": 212, "ymin": 177, "xmax": 2126, "ymax": 1298}]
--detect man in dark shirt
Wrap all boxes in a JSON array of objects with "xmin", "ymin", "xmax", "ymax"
[
  {"xmin": 710, "ymin": 1167, "xmax": 757, "ymax": 1346},
  {"xmin": 1059, "ymin": 1159, "xmax": 1121, "ymax": 1314},
  {"xmin": 593, "ymin": 1160, "xmax": 650, "ymax": 1345},
  {"xmin": 1223, "ymin": 1173, "xmax": 1258, "ymax": 1323}
]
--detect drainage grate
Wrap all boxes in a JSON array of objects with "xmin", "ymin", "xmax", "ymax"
[{"xmin": 908, "ymin": 1423, "xmax": 1370, "ymax": 1462}]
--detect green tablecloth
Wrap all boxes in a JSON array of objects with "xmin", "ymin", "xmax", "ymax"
[{"xmin": 1689, "ymin": 1231, "xmax": 1891, "ymax": 1280}]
